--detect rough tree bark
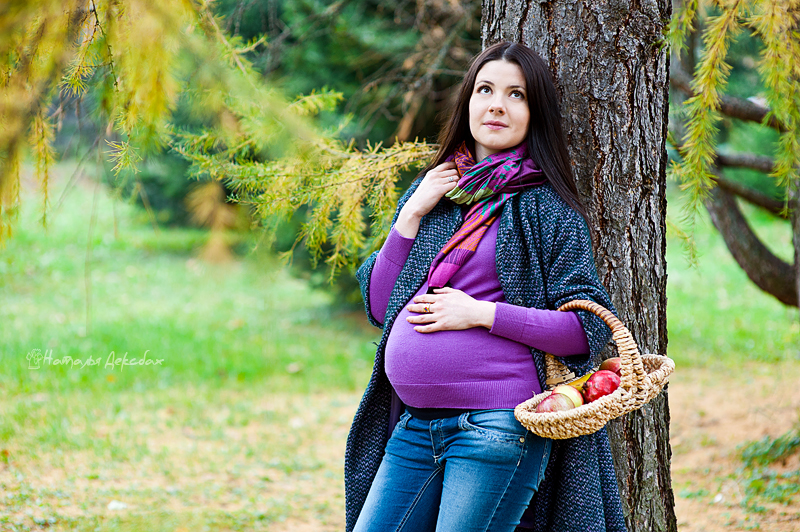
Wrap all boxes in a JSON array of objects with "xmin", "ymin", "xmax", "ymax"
[{"xmin": 481, "ymin": 1, "xmax": 676, "ymax": 531}]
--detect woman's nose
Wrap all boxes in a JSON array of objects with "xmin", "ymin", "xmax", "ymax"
[{"xmin": 489, "ymin": 97, "xmax": 505, "ymax": 114}]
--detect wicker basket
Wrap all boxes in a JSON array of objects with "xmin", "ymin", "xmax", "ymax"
[{"xmin": 514, "ymin": 299, "xmax": 675, "ymax": 440}]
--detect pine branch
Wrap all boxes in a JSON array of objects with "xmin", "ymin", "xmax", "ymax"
[
  {"xmin": 715, "ymin": 151, "xmax": 776, "ymax": 174},
  {"xmin": 196, "ymin": 0, "xmax": 257, "ymax": 88},
  {"xmin": 668, "ymin": 132, "xmax": 786, "ymax": 217},
  {"xmin": 666, "ymin": 0, "xmax": 699, "ymax": 59},
  {"xmin": 711, "ymin": 172, "xmax": 787, "ymax": 218},
  {"xmin": 174, "ymin": 131, "xmax": 437, "ymax": 273},
  {"xmin": 90, "ymin": 0, "xmax": 118, "ymax": 91},
  {"xmin": 670, "ymin": 65, "xmax": 786, "ymax": 131},
  {"xmin": 670, "ymin": 0, "xmax": 746, "ymax": 215},
  {"xmin": 748, "ymin": 0, "xmax": 800, "ymax": 190}
]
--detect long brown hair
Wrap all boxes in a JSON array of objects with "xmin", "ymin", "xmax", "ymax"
[{"xmin": 428, "ymin": 42, "xmax": 586, "ymax": 218}]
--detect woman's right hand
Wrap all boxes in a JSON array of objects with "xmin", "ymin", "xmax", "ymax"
[{"xmin": 395, "ymin": 161, "xmax": 459, "ymax": 238}]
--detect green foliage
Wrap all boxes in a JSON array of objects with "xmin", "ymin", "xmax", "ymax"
[
  {"xmin": 750, "ymin": 0, "xmax": 800, "ymax": 191},
  {"xmin": 739, "ymin": 427, "xmax": 800, "ymax": 512},
  {"xmin": 742, "ymin": 429, "xmax": 800, "ymax": 468},
  {"xmin": 667, "ymin": 0, "xmax": 800, "ymax": 217},
  {"xmin": 667, "ymin": 0, "xmax": 700, "ymax": 57},
  {"xmin": 0, "ymin": 0, "xmax": 323, "ymax": 242},
  {"xmin": 1, "ymin": 1, "xmax": 480, "ymax": 283},
  {"xmin": 173, "ymin": 123, "xmax": 436, "ymax": 277},
  {"xmin": 218, "ymin": 0, "xmax": 481, "ymax": 143},
  {"xmin": 672, "ymin": 1, "xmax": 746, "ymax": 208}
]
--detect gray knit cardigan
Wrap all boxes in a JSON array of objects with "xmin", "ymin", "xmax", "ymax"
[{"xmin": 346, "ymin": 177, "xmax": 627, "ymax": 532}]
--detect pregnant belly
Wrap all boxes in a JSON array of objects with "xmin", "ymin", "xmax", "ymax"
[{"xmin": 385, "ymin": 305, "xmax": 537, "ymax": 385}]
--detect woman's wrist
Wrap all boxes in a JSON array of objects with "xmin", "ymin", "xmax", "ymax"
[
  {"xmin": 395, "ymin": 207, "xmax": 423, "ymax": 238},
  {"xmin": 476, "ymin": 301, "xmax": 496, "ymax": 329}
]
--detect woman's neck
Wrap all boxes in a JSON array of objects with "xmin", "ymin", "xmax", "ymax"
[{"xmin": 474, "ymin": 144, "xmax": 494, "ymax": 162}]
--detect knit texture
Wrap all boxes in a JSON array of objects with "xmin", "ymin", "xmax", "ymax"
[{"xmin": 346, "ymin": 176, "xmax": 627, "ymax": 532}]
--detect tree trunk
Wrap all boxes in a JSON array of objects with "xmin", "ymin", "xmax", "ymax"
[
  {"xmin": 704, "ymin": 184, "xmax": 798, "ymax": 307},
  {"xmin": 481, "ymin": 1, "xmax": 676, "ymax": 531}
]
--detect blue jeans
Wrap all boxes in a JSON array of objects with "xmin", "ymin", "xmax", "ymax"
[{"xmin": 353, "ymin": 409, "xmax": 552, "ymax": 532}]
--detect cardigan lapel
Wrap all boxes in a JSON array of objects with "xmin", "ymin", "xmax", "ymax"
[{"xmin": 381, "ymin": 201, "xmax": 461, "ymax": 336}]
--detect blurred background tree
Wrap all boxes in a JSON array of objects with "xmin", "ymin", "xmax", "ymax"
[
  {"xmin": 668, "ymin": 0, "xmax": 799, "ymax": 309},
  {"xmin": 0, "ymin": 0, "xmax": 482, "ymax": 304},
  {"xmin": 202, "ymin": 0, "xmax": 482, "ymax": 302}
]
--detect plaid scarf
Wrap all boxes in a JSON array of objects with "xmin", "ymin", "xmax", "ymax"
[{"xmin": 428, "ymin": 142, "xmax": 547, "ymax": 288}]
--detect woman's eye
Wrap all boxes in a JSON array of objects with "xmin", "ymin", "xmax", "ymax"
[
  {"xmin": 511, "ymin": 90, "xmax": 525, "ymax": 99},
  {"xmin": 477, "ymin": 86, "xmax": 491, "ymax": 94}
]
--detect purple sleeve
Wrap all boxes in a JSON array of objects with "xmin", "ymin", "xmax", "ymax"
[
  {"xmin": 489, "ymin": 303, "xmax": 590, "ymax": 356},
  {"xmin": 368, "ymin": 228, "xmax": 416, "ymax": 324}
]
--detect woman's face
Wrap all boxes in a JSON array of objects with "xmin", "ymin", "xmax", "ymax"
[{"xmin": 468, "ymin": 60, "xmax": 530, "ymax": 162}]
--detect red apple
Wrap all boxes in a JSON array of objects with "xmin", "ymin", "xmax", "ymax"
[
  {"xmin": 551, "ymin": 384, "xmax": 584, "ymax": 408},
  {"xmin": 599, "ymin": 357, "xmax": 623, "ymax": 377},
  {"xmin": 582, "ymin": 370, "xmax": 621, "ymax": 403},
  {"xmin": 535, "ymin": 393, "xmax": 575, "ymax": 413}
]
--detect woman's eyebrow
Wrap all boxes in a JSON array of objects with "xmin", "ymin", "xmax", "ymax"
[{"xmin": 477, "ymin": 79, "xmax": 525, "ymax": 91}]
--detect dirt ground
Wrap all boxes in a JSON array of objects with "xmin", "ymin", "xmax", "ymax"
[
  {"xmin": 2, "ymin": 364, "xmax": 799, "ymax": 532},
  {"xmin": 669, "ymin": 361, "xmax": 800, "ymax": 532},
  {"xmin": 273, "ymin": 362, "xmax": 800, "ymax": 532}
]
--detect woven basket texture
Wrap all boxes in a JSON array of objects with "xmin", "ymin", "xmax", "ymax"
[{"xmin": 515, "ymin": 299, "xmax": 675, "ymax": 440}]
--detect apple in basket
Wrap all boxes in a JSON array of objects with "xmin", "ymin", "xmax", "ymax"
[
  {"xmin": 582, "ymin": 370, "xmax": 621, "ymax": 403},
  {"xmin": 599, "ymin": 356, "xmax": 623, "ymax": 377},
  {"xmin": 534, "ymin": 393, "xmax": 575, "ymax": 413},
  {"xmin": 550, "ymin": 384, "xmax": 584, "ymax": 408}
]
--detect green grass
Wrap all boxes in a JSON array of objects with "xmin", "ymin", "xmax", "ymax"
[
  {"xmin": 1, "ymin": 164, "xmax": 378, "ymax": 531},
  {"xmin": 738, "ymin": 427, "xmax": 800, "ymax": 513},
  {"xmin": 0, "ymin": 164, "xmax": 378, "ymax": 398},
  {"xmin": 665, "ymin": 190, "xmax": 799, "ymax": 368}
]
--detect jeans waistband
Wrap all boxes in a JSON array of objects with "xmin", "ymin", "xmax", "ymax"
[{"xmin": 405, "ymin": 406, "xmax": 470, "ymax": 420}]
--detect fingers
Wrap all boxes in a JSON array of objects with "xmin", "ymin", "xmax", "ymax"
[
  {"xmin": 412, "ymin": 288, "xmax": 457, "ymax": 303},
  {"xmin": 436, "ymin": 170, "xmax": 459, "ymax": 182},
  {"xmin": 412, "ymin": 322, "xmax": 443, "ymax": 333},
  {"xmin": 407, "ymin": 301, "xmax": 435, "ymax": 315},
  {"xmin": 406, "ymin": 300, "xmax": 438, "ymax": 327},
  {"xmin": 406, "ymin": 313, "xmax": 436, "ymax": 325},
  {"xmin": 404, "ymin": 165, "xmax": 459, "ymax": 220},
  {"xmin": 426, "ymin": 162, "xmax": 459, "ymax": 185},
  {"xmin": 431, "ymin": 161, "xmax": 457, "ymax": 172},
  {"xmin": 408, "ymin": 288, "xmax": 458, "ymax": 311},
  {"xmin": 406, "ymin": 309, "xmax": 444, "ymax": 331}
]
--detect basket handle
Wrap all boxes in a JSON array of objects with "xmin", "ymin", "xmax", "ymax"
[{"xmin": 557, "ymin": 299, "xmax": 648, "ymax": 398}]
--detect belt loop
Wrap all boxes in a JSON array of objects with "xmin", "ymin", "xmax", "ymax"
[{"xmin": 457, "ymin": 411, "xmax": 470, "ymax": 430}]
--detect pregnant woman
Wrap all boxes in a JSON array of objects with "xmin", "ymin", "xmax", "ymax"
[{"xmin": 346, "ymin": 41, "xmax": 626, "ymax": 532}]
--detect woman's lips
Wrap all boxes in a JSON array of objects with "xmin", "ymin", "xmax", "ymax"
[{"xmin": 483, "ymin": 121, "xmax": 507, "ymax": 130}]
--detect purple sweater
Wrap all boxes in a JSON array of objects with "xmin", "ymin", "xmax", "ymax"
[{"xmin": 369, "ymin": 218, "xmax": 589, "ymax": 409}]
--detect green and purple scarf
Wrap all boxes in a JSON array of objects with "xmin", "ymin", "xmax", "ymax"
[{"xmin": 428, "ymin": 142, "xmax": 547, "ymax": 288}]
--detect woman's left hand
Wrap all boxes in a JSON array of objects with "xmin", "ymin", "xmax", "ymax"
[{"xmin": 406, "ymin": 287, "xmax": 496, "ymax": 333}]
